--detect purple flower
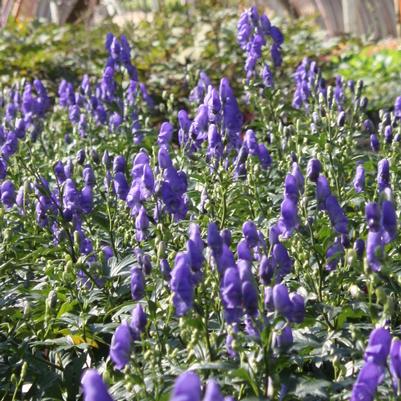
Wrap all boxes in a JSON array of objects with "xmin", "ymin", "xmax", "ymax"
[
  {"xmin": 259, "ymin": 255, "xmax": 274, "ymax": 285},
  {"xmin": 243, "ymin": 129, "xmax": 258, "ymax": 156},
  {"xmin": 203, "ymin": 380, "xmax": 224, "ymax": 401},
  {"xmin": 271, "ymin": 243, "xmax": 292, "ymax": 281},
  {"xmin": 365, "ymin": 202, "xmax": 381, "ymax": 232},
  {"xmin": 353, "ymin": 164, "xmax": 365, "ymax": 193},
  {"xmin": 187, "ymin": 223, "xmax": 204, "ymax": 272},
  {"xmin": 291, "ymin": 162, "xmax": 304, "ymax": 194},
  {"xmin": 366, "ymin": 231, "xmax": 384, "ymax": 272},
  {"xmin": 270, "ymin": 26, "xmax": 284, "ymax": 45},
  {"xmin": 377, "ymin": 159, "xmax": 390, "ymax": 192},
  {"xmin": 160, "ymin": 258, "xmax": 171, "ymax": 280},
  {"xmin": 257, "ymin": 143, "xmax": 272, "ymax": 169},
  {"xmin": 382, "ymin": 200, "xmax": 397, "ymax": 243},
  {"xmin": 158, "ymin": 147, "xmax": 172, "ymax": 170},
  {"xmin": 284, "ymin": 174, "xmax": 299, "ymax": 200},
  {"xmin": 130, "ymin": 304, "xmax": 147, "ymax": 338},
  {"xmin": 273, "ymin": 322, "xmax": 293, "ymax": 349},
  {"xmin": 325, "ymin": 195, "xmax": 348, "ymax": 234},
  {"xmin": 270, "ymin": 44, "xmax": 282, "ymax": 67},
  {"xmin": 1, "ymin": 180, "xmax": 16, "ymax": 209},
  {"xmin": 221, "ymin": 228, "xmax": 232, "ymax": 246},
  {"xmin": 277, "ymin": 197, "xmax": 299, "ymax": 238},
  {"xmin": 113, "ymin": 155, "xmax": 126, "ymax": 174},
  {"xmin": 170, "ymin": 371, "xmax": 201, "ymax": 401},
  {"xmin": 102, "ymin": 246, "xmax": 113, "ymax": 262},
  {"xmin": 364, "ymin": 327, "xmax": 391, "ymax": 366},
  {"xmin": 262, "ymin": 63, "xmax": 274, "ymax": 87},
  {"xmin": 242, "ymin": 220, "xmax": 259, "ymax": 247},
  {"xmin": 370, "ymin": 134, "xmax": 380, "ymax": 152},
  {"xmin": 170, "ymin": 252, "xmax": 194, "ymax": 316},
  {"xmin": 113, "ymin": 172, "xmax": 129, "ymax": 200},
  {"xmin": 130, "ymin": 267, "xmax": 145, "ymax": 300},
  {"xmin": 350, "ymin": 361, "xmax": 384, "ymax": 401},
  {"xmin": 272, "ymin": 284, "xmax": 292, "ymax": 317},
  {"xmin": 325, "ymin": 240, "xmax": 344, "ymax": 271},
  {"xmin": 390, "ymin": 338, "xmax": 401, "ymax": 382},
  {"xmin": 81, "ymin": 369, "xmax": 114, "ymax": 401},
  {"xmin": 0, "ymin": 158, "xmax": 7, "ymax": 179},
  {"xmin": 289, "ymin": 293, "xmax": 305, "ymax": 323},
  {"xmin": 81, "ymin": 185, "xmax": 93, "ymax": 214},
  {"xmin": 208, "ymin": 222, "xmax": 223, "ymax": 256},
  {"xmin": 307, "ymin": 159, "xmax": 321, "ymax": 182},
  {"xmin": 109, "ymin": 321, "xmax": 132, "ymax": 370},
  {"xmin": 354, "ymin": 238, "xmax": 365, "ymax": 259},
  {"xmin": 158, "ymin": 122, "xmax": 174, "ymax": 146},
  {"xmin": 83, "ymin": 165, "xmax": 96, "ymax": 187},
  {"xmin": 135, "ymin": 206, "xmax": 149, "ymax": 242},
  {"xmin": 221, "ymin": 266, "xmax": 242, "ymax": 324},
  {"xmin": 395, "ymin": 96, "xmax": 401, "ymax": 118},
  {"xmin": 384, "ymin": 125, "xmax": 393, "ymax": 144}
]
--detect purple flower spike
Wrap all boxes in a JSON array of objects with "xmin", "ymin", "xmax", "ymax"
[
  {"xmin": 81, "ymin": 369, "xmax": 114, "ymax": 401},
  {"xmin": 170, "ymin": 371, "xmax": 201, "ymax": 401},
  {"xmin": 109, "ymin": 321, "xmax": 132, "ymax": 370}
]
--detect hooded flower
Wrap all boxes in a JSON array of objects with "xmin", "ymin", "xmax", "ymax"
[
  {"xmin": 203, "ymin": 380, "xmax": 224, "ymax": 401},
  {"xmin": 81, "ymin": 369, "xmax": 114, "ymax": 401},
  {"xmin": 325, "ymin": 195, "xmax": 348, "ymax": 234},
  {"xmin": 307, "ymin": 158, "xmax": 321, "ymax": 182},
  {"xmin": 170, "ymin": 252, "xmax": 194, "ymax": 316},
  {"xmin": 130, "ymin": 267, "xmax": 145, "ymax": 300},
  {"xmin": 169, "ymin": 371, "xmax": 201, "ymax": 401},
  {"xmin": 109, "ymin": 321, "xmax": 132, "ymax": 370},
  {"xmin": 130, "ymin": 304, "xmax": 147, "ymax": 339},
  {"xmin": 366, "ymin": 231, "xmax": 384, "ymax": 272},
  {"xmin": 353, "ymin": 164, "xmax": 365, "ymax": 193},
  {"xmin": 364, "ymin": 327, "xmax": 391, "ymax": 366}
]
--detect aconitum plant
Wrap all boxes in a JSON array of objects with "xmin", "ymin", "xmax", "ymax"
[{"xmin": 2, "ymin": 6, "xmax": 401, "ymax": 401}]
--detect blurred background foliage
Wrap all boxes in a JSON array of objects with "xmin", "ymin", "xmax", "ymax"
[{"xmin": 0, "ymin": 2, "xmax": 400, "ymax": 112}]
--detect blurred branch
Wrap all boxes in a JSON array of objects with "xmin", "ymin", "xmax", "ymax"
[{"xmin": 1, "ymin": 0, "xmax": 14, "ymax": 28}]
